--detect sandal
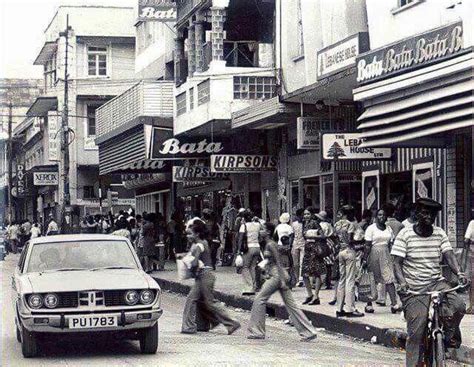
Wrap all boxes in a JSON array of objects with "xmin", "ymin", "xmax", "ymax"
[
  {"xmin": 364, "ymin": 305, "xmax": 374, "ymax": 313},
  {"xmin": 302, "ymin": 296, "xmax": 313, "ymax": 305}
]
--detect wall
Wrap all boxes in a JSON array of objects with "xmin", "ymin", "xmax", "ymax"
[{"xmin": 365, "ymin": 0, "xmax": 473, "ymax": 48}]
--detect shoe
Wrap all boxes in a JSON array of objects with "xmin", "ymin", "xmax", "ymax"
[
  {"xmin": 336, "ymin": 311, "xmax": 347, "ymax": 317},
  {"xmin": 297, "ymin": 281, "xmax": 304, "ymax": 287},
  {"xmin": 309, "ymin": 298, "xmax": 320, "ymax": 305},
  {"xmin": 242, "ymin": 291, "xmax": 255, "ymax": 296},
  {"xmin": 283, "ymin": 319, "xmax": 294, "ymax": 326},
  {"xmin": 216, "ymin": 261, "xmax": 222, "ymax": 267},
  {"xmin": 375, "ymin": 301, "xmax": 386, "ymax": 307},
  {"xmin": 328, "ymin": 299, "xmax": 337, "ymax": 306},
  {"xmin": 391, "ymin": 305, "xmax": 402, "ymax": 314},
  {"xmin": 301, "ymin": 333, "xmax": 317, "ymax": 342},
  {"xmin": 345, "ymin": 310, "xmax": 365, "ymax": 318},
  {"xmin": 247, "ymin": 335, "xmax": 265, "ymax": 340},
  {"xmin": 302, "ymin": 296, "xmax": 313, "ymax": 305},
  {"xmin": 227, "ymin": 322, "xmax": 241, "ymax": 335},
  {"xmin": 364, "ymin": 305, "xmax": 374, "ymax": 314},
  {"xmin": 181, "ymin": 330, "xmax": 197, "ymax": 334},
  {"xmin": 325, "ymin": 285, "xmax": 333, "ymax": 290}
]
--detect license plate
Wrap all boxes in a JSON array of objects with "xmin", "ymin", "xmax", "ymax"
[{"xmin": 69, "ymin": 315, "xmax": 118, "ymax": 329}]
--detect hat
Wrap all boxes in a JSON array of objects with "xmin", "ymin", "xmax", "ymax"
[
  {"xmin": 279, "ymin": 213, "xmax": 290, "ymax": 223},
  {"xmin": 415, "ymin": 198, "xmax": 442, "ymax": 212},
  {"xmin": 315, "ymin": 210, "xmax": 328, "ymax": 221},
  {"xmin": 238, "ymin": 208, "xmax": 246, "ymax": 213}
]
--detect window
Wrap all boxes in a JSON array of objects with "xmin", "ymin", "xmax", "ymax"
[
  {"xmin": 400, "ymin": 0, "xmax": 416, "ymax": 6},
  {"xmin": 86, "ymin": 105, "xmax": 97, "ymax": 136},
  {"xmin": 83, "ymin": 186, "xmax": 96, "ymax": 199},
  {"xmin": 198, "ymin": 80, "xmax": 210, "ymax": 105},
  {"xmin": 176, "ymin": 92, "xmax": 187, "ymax": 116},
  {"xmin": 44, "ymin": 55, "xmax": 57, "ymax": 89},
  {"xmin": 189, "ymin": 87, "xmax": 194, "ymax": 110},
  {"xmin": 87, "ymin": 46, "xmax": 107, "ymax": 76},
  {"xmin": 233, "ymin": 76, "xmax": 276, "ymax": 100}
]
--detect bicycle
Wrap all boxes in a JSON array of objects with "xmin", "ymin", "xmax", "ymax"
[{"xmin": 404, "ymin": 284, "xmax": 467, "ymax": 367}]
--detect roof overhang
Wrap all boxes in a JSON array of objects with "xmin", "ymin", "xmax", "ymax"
[
  {"xmin": 26, "ymin": 97, "xmax": 58, "ymax": 117},
  {"xmin": 34, "ymin": 42, "xmax": 58, "ymax": 65}
]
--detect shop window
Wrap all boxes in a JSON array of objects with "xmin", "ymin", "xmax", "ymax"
[
  {"xmin": 233, "ymin": 76, "xmax": 276, "ymax": 100},
  {"xmin": 198, "ymin": 80, "xmax": 210, "ymax": 105},
  {"xmin": 362, "ymin": 170, "xmax": 380, "ymax": 212},
  {"xmin": 413, "ymin": 162, "xmax": 434, "ymax": 200},
  {"xmin": 290, "ymin": 180, "xmax": 300, "ymax": 213},
  {"xmin": 87, "ymin": 46, "xmax": 107, "ymax": 76},
  {"xmin": 83, "ymin": 186, "xmax": 96, "ymax": 199},
  {"xmin": 303, "ymin": 178, "xmax": 320, "ymax": 211},
  {"xmin": 86, "ymin": 105, "xmax": 97, "ymax": 136},
  {"xmin": 176, "ymin": 92, "xmax": 187, "ymax": 116}
]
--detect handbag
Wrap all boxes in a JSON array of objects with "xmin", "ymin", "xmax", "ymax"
[
  {"xmin": 358, "ymin": 270, "xmax": 377, "ymax": 302},
  {"xmin": 176, "ymin": 253, "xmax": 195, "ymax": 280},
  {"xmin": 235, "ymin": 254, "xmax": 244, "ymax": 274}
]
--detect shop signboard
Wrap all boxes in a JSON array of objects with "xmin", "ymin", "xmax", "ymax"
[
  {"xmin": 173, "ymin": 166, "xmax": 230, "ymax": 182},
  {"xmin": 33, "ymin": 172, "xmax": 58, "ymax": 186},
  {"xmin": 116, "ymin": 159, "xmax": 169, "ymax": 173},
  {"xmin": 48, "ymin": 115, "xmax": 59, "ymax": 161},
  {"xmin": 317, "ymin": 32, "xmax": 369, "ymax": 80},
  {"xmin": 16, "ymin": 164, "xmax": 26, "ymax": 197},
  {"xmin": 112, "ymin": 198, "xmax": 136, "ymax": 207},
  {"xmin": 138, "ymin": 0, "xmax": 176, "ymax": 21},
  {"xmin": 210, "ymin": 155, "xmax": 278, "ymax": 173},
  {"xmin": 356, "ymin": 22, "xmax": 463, "ymax": 84},
  {"xmin": 321, "ymin": 133, "xmax": 392, "ymax": 160},
  {"xmin": 149, "ymin": 126, "xmax": 228, "ymax": 160},
  {"xmin": 297, "ymin": 117, "xmax": 322, "ymax": 149}
]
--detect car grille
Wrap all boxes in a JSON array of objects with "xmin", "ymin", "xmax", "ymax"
[
  {"xmin": 104, "ymin": 290, "xmax": 125, "ymax": 306},
  {"xmin": 58, "ymin": 292, "xmax": 79, "ymax": 308}
]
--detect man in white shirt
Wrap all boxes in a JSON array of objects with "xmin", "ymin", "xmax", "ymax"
[
  {"xmin": 464, "ymin": 218, "xmax": 474, "ymax": 313},
  {"xmin": 291, "ymin": 209, "xmax": 305, "ymax": 287},
  {"xmin": 46, "ymin": 216, "xmax": 59, "ymax": 236}
]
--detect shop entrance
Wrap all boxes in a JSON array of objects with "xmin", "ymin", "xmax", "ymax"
[{"xmin": 381, "ymin": 171, "xmax": 412, "ymax": 220}]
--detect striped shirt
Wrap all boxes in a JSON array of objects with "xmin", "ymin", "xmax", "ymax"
[{"xmin": 391, "ymin": 226, "xmax": 452, "ymax": 291}]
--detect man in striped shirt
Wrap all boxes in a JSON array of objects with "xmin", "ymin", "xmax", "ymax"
[{"xmin": 391, "ymin": 198, "xmax": 467, "ymax": 367}]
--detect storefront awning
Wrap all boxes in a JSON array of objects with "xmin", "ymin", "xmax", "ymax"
[
  {"xmin": 34, "ymin": 42, "xmax": 58, "ymax": 65},
  {"xmin": 26, "ymin": 97, "xmax": 58, "ymax": 117},
  {"xmin": 355, "ymin": 51, "xmax": 474, "ymax": 148}
]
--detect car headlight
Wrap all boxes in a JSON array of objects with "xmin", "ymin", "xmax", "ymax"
[
  {"xmin": 44, "ymin": 293, "xmax": 59, "ymax": 308},
  {"xmin": 140, "ymin": 290, "xmax": 155, "ymax": 305},
  {"xmin": 124, "ymin": 290, "xmax": 139, "ymax": 305},
  {"xmin": 28, "ymin": 294, "xmax": 43, "ymax": 309}
]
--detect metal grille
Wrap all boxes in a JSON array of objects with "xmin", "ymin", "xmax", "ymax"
[
  {"xmin": 79, "ymin": 291, "xmax": 104, "ymax": 307},
  {"xmin": 58, "ymin": 292, "xmax": 79, "ymax": 308},
  {"xmin": 104, "ymin": 290, "xmax": 125, "ymax": 306}
]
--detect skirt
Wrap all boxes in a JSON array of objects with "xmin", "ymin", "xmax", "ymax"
[
  {"xmin": 368, "ymin": 244, "xmax": 395, "ymax": 284},
  {"xmin": 301, "ymin": 240, "xmax": 327, "ymax": 277}
]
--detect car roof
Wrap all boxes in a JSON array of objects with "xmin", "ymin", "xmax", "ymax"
[{"xmin": 29, "ymin": 234, "xmax": 129, "ymax": 245}]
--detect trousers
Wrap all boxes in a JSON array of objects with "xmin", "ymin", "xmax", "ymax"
[
  {"xmin": 291, "ymin": 246, "xmax": 305, "ymax": 282},
  {"xmin": 181, "ymin": 270, "xmax": 238, "ymax": 334},
  {"xmin": 241, "ymin": 247, "xmax": 261, "ymax": 292},
  {"xmin": 401, "ymin": 281, "xmax": 466, "ymax": 367},
  {"xmin": 336, "ymin": 247, "xmax": 357, "ymax": 312},
  {"xmin": 247, "ymin": 266, "xmax": 316, "ymax": 339}
]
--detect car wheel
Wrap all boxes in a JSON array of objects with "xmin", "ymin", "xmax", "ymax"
[
  {"xmin": 139, "ymin": 323, "xmax": 158, "ymax": 354},
  {"xmin": 16, "ymin": 325, "xmax": 21, "ymax": 343},
  {"xmin": 21, "ymin": 324, "xmax": 39, "ymax": 358}
]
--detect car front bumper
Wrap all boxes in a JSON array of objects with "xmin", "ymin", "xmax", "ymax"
[{"xmin": 19, "ymin": 308, "xmax": 163, "ymax": 333}]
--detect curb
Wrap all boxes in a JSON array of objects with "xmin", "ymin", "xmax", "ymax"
[{"xmin": 153, "ymin": 276, "xmax": 473, "ymax": 365}]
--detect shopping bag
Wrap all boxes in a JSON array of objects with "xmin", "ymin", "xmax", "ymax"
[
  {"xmin": 176, "ymin": 253, "xmax": 194, "ymax": 280},
  {"xmin": 358, "ymin": 271, "xmax": 377, "ymax": 302}
]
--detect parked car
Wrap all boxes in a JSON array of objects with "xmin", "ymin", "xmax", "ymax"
[{"xmin": 12, "ymin": 234, "xmax": 163, "ymax": 358}]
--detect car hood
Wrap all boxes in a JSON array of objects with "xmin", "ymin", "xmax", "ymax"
[{"xmin": 25, "ymin": 269, "xmax": 153, "ymax": 293}]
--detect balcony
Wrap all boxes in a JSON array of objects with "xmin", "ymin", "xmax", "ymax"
[
  {"xmin": 174, "ymin": 69, "xmax": 277, "ymax": 135},
  {"xmin": 96, "ymin": 80, "xmax": 174, "ymax": 141}
]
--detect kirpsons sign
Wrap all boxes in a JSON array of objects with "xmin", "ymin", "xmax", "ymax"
[
  {"xmin": 173, "ymin": 166, "xmax": 230, "ymax": 182},
  {"xmin": 356, "ymin": 22, "xmax": 463, "ymax": 84},
  {"xmin": 210, "ymin": 155, "xmax": 278, "ymax": 173},
  {"xmin": 138, "ymin": 0, "xmax": 176, "ymax": 21}
]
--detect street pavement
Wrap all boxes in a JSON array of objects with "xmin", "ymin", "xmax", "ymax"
[{"xmin": 0, "ymin": 254, "xmax": 423, "ymax": 367}]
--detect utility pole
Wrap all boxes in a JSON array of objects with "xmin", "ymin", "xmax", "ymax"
[
  {"xmin": 7, "ymin": 102, "xmax": 13, "ymax": 224},
  {"xmin": 59, "ymin": 15, "xmax": 72, "ymax": 233}
]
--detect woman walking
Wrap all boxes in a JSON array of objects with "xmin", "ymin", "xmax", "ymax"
[
  {"xmin": 247, "ymin": 222, "xmax": 317, "ymax": 341},
  {"xmin": 140, "ymin": 213, "xmax": 156, "ymax": 273},
  {"xmin": 181, "ymin": 220, "xmax": 241, "ymax": 335},
  {"xmin": 301, "ymin": 209, "xmax": 327, "ymax": 305},
  {"xmin": 238, "ymin": 210, "xmax": 263, "ymax": 295},
  {"xmin": 363, "ymin": 208, "xmax": 401, "ymax": 314}
]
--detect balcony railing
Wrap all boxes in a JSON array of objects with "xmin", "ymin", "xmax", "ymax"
[{"xmin": 96, "ymin": 80, "xmax": 174, "ymax": 139}]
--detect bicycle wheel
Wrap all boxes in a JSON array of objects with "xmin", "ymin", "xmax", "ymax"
[{"xmin": 433, "ymin": 331, "xmax": 446, "ymax": 367}]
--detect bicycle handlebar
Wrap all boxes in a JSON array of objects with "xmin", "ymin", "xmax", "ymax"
[{"xmin": 405, "ymin": 283, "xmax": 467, "ymax": 296}]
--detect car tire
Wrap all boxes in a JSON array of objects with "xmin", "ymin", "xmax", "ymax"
[
  {"xmin": 16, "ymin": 325, "xmax": 21, "ymax": 343},
  {"xmin": 139, "ymin": 323, "xmax": 158, "ymax": 354},
  {"xmin": 21, "ymin": 324, "xmax": 39, "ymax": 358}
]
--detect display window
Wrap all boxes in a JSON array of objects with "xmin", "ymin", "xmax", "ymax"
[
  {"xmin": 362, "ymin": 170, "xmax": 379, "ymax": 212},
  {"xmin": 412, "ymin": 162, "xmax": 435, "ymax": 200}
]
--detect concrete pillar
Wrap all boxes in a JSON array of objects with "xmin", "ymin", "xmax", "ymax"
[
  {"xmin": 174, "ymin": 36, "xmax": 185, "ymax": 84},
  {"xmin": 210, "ymin": 6, "xmax": 226, "ymax": 61},
  {"xmin": 194, "ymin": 20, "xmax": 205, "ymax": 73},
  {"xmin": 187, "ymin": 24, "xmax": 196, "ymax": 76}
]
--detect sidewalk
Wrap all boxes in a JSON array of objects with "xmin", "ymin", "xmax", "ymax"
[{"xmin": 151, "ymin": 261, "xmax": 473, "ymax": 365}]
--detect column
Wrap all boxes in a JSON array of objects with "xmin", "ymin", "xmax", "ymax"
[
  {"xmin": 174, "ymin": 36, "xmax": 185, "ymax": 84},
  {"xmin": 187, "ymin": 24, "xmax": 196, "ymax": 76},
  {"xmin": 210, "ymin": 6, "xmax": 227, "ymax": 70},
  {"xmin": 194, "ymin": 20, "xmax": 205, "ymax": 73}
]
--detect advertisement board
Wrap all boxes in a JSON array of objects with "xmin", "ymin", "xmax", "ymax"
[
  {"xmin": 210, "ymin": 155, "xmax": 278, "ymax": 173},
  {"xmin": 173, "ymin": 166, "xmax": 230, "ymax": 182},
  {"xmin": 296, "ymin": 117, "xmax": 321, "ymax": 150},
  {"xmin": 321, "ymin": 133, "xmax": 392, "ymax": 160},
  {"xmin": 33, "ymin": 172, "xmax": 59, "ymax": 186},
  {"xmin": 138, "ymin": 0, "xmax": 176, "ymax": 21},
  {"xmin": 48, "ymin": 115, "xmax": 59, "ymax": 162}
]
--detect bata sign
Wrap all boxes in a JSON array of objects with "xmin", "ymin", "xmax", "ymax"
[
  {"xmin": 116, "ymin": 159, "xmax": 168, "ymax": 173},
  {"xmin": 33, "ymin": 172, "xmax": 58, "ymax": 186},
  {"xmin": 321, "ymin": 133, "xmax": 392, "ymax": 160},
  {"xmin": 210, "ymin": 155, "xmax": 278, "ymax": 173},
  {"xmin": 356, "ymin": 22, "xmax": 463, "ymax": 84},
  {"xmin": 138, "ymin": 0, "xmax": 176, "ymax": 21},
  {"xmin": 173, "ymin": 166, "xmax": 230, "ymax": 182}
]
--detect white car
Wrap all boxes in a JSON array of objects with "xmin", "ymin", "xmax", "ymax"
[{"xmin": 12, "ymin": 234, "xmax": 163, "ymax": 358}]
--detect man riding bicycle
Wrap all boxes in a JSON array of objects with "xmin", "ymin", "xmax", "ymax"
[{"xmin": 391, "ymin": 198, "xmax": 468, "ymax": 367}]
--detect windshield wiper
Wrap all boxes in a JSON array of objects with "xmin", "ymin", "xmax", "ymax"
[
  {"xmin": 42, "ymin": 268, "xmax": 89, "ymax": 273},
  {"xmin": 91, "ymin": 266, "xmax": 136, "ymax": 271}
]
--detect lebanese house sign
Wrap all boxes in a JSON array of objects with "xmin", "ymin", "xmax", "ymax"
[
  {"xmin": 321, "ymin": 133, "xmax": 392, "ymax": 160},
  {"xmin": 356, "ymin": 22, "xmax": 463, "ymax": 84},
  {"xmin": 210, "ymin": 155, "xmax": 278, "ymax": 173}
]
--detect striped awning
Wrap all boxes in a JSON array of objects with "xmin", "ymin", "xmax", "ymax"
[{"xmin": 355, "ymin": 51, "xmax": 474, "ymax": 148}]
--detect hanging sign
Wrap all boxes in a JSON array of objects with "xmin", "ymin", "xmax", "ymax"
[
  {"xmin": 48, "ymin": 115, "xmax": 60, "ymax": 162},
  {"xmin": 16, "ymin": 164, "xmax": 26, "ymax": 197},
  {"xmin": 321, "ymin": 133, "xmax": 392, "ymax": 160},
  {"xmin": 138, "ymin": 0, "xmax": 176, "ymax": 21},
  {"xmin": 115, "ymin": 159, "xmax": 169, "ymax": 173},
  {"xmin": 33, "ymin": 172, "xmax": 59, "ymax": 186},
  {"xmin": 149, "ymin": 126, "xmax": 228, "ymax": 160},
  {"xmin": 173, "ymin": 166, "xmax": 230, "ymax": 182},
  {"xmin": 210, "ymin": 155, "xmax": 278, "ymax": 173},
  {"xmin": 356, "ymin": 22, "xmax": 463, "ymax": 84},
  {"xmin": 297, "ymin": 117, "xmax": 321, "ymax": 149}
]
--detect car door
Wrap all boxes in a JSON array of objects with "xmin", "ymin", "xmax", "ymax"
[{"xmin": 12, "ymin": 243, "xmax": 29, "ymax": 312}]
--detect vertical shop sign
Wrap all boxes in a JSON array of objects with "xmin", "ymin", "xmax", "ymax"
[
  {"xmin": 48, "ymin": 115, "xmax": 59, "ymax": 161},
  {"xmin": 16, "ymin": 164, "xmax": 26, "ymax": 197},
  {"xmin": 446, "ymin": 182, "xmax": 457, "ymax": 243}
]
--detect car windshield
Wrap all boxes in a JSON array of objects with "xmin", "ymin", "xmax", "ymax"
[{"xmin": 26, "ymin": 240, "xmax": 139, "ymax": 273}]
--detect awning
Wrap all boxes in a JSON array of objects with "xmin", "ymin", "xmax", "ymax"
[
  {"xmin": 26, "ymin": 97, "xmax": 58, "ymax": 117},
  {"xmin": 232, "ymin": 97, "xmax": 299, "ymax": 130},
  {"xmin": 34, "ymin": 42, "xmax": 58, "ymax": 65},
  {"xmin": 176, "ymin": 180, "xmax": 230, "ymax": 197},
  {"xmin": 355, "ymin": 51, "xmax": 474, "ymax": 148}
]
